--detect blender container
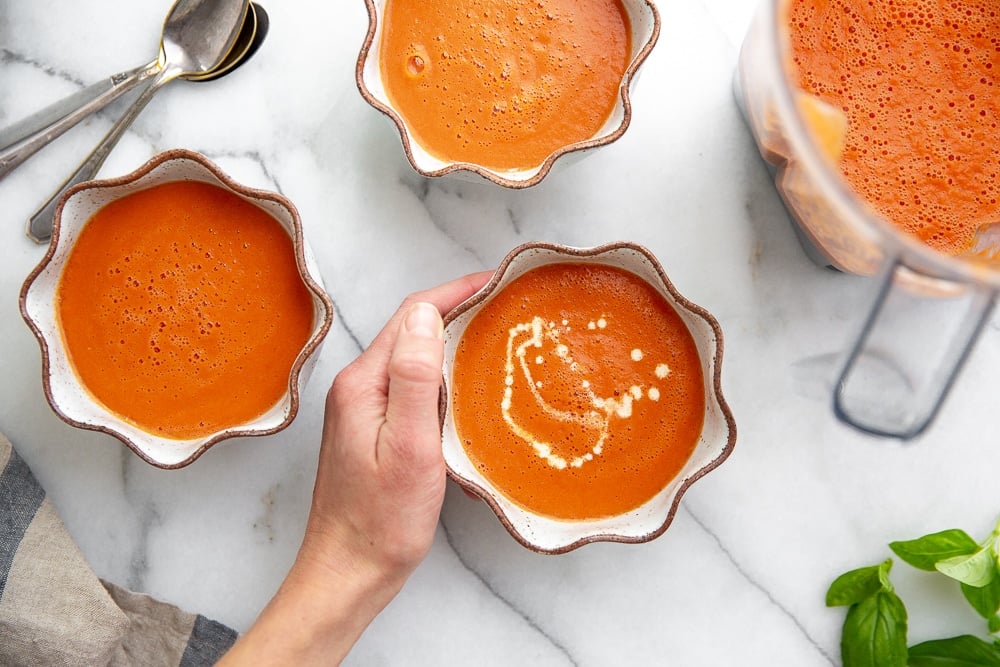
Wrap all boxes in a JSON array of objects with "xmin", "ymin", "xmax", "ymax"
[{"xmin": 734, "ymin": 0, "xmax": 999, "ymax": 439}]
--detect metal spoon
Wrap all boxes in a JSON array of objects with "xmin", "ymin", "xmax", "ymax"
[
  {"xmin": 21, "ymin": 5, "xmax": 267, "ymax": 244},
  {"xmin": 3, "ymin": 4, "xmax": 266, "ymax": 179},
  {"xmin": 188, "ymin": 2, "xmax": 268, "ymax": 83},
  {"xmin": 25, "ymin": 3, "xmax": 267, "ymax": 244},
  {"xmin": 26, "ymin": 0, "xmax": 251, "ymax": 244},
  {"xmin": 0, "ymin": 0, "xmax": 249, "ymax": 180}
]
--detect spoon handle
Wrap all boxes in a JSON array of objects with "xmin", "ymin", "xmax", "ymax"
[
  {"xmin": 27, "ymin": 68, "xmax": 177, "ymax": 244},
  {"xmin": 0, "ymin": 59, "xmax": 160, "ymax": 181}
]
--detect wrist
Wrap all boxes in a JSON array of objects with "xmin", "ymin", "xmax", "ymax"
[{"xmin": 220, "ymin": 532, "xmax": 407, "ymax": 666}]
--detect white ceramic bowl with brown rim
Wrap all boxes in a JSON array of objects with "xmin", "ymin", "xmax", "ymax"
[
  {"xmin": 19, "ymin": 149, "xmax": 334, "ymax": 469},
  {"xmin": 356, "ymin": 0, "xmax": 660, "ymax": 188},
  {"xmin": 441, "ymin": 241, "xmax": 736, "ymax": 553}
]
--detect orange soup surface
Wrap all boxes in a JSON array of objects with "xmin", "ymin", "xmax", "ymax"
[
  {"xmin": 379, "ymin": 0, "xmax": 631, "ymax": 171},
  {"xmin": 788, "ymin": 0, "xmax": 1000, "ymax": 255},
  {"xmin": 57, "ymin": 180, "xmax": 315, "ymax": 440},
  {"xmin": 451, "ymin": 263, "xmax": 705, "ymax": 521}
]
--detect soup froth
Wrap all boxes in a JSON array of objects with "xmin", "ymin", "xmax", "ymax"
[
  {"xmin": 56, "ymin": 181, "xmax": 315, "ymax": 440},
  {"xmin": 379, "ymin": 0, "xmax": 632, "ymax": 171}
]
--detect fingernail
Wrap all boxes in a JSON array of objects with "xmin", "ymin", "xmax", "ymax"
[{"xmin": 404, "ymin": 302, "xmax": 443, "ymax": 339}]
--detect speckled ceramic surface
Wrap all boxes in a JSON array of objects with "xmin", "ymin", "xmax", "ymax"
[
  {"xmin": 355, "ymin": 0, "xmax": 660, "ymax": 188},
  {"xmin": 19, "ymin": 149, "xmax": 334, "ymax": 469},
  {"xmin": 441, "ymin": 242, "xmax": 736, "ymax": 553}
]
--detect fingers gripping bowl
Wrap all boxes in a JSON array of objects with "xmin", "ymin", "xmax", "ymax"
[
  {"xmin": 442, "ymin": 242, "xmax": 736, "ymax": 553},
  {"xmin": 20, "ymin": 149, "xmax": 334, "ymax": 469},
  {"xmin": 356, "ymin": 0, "xmax": 660, "ymax": 188}
]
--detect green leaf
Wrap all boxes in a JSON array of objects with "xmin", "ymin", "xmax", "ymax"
[
  {"xmin": 840, "ymin": 590, "xmax": 908, "ymax": 667},
  {"xmin": 828, "ymin": 561, "xmax": 892, "ymax": 607},
  {"xmin": 890, "ymin": 530, "xmax": 979, "ymax": 571},
  {"xmin": 938, "ymin": 548, "xmax": 998, "ymax": 588},
  {"xmin": 989, "ymin": 615, "xmax": 1000, "ymax": 635},
  {"xmin": 963, "ymin": 571, "xmax": 1000, "ymax": 619},
  {"xmin": 908, "ymin": 635, "xmax": 1000, "ymax": 666}
]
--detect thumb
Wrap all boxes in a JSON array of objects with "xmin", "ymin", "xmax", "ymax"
[{"xmin": 379, "ymin": 302, "xmax": 446, "ymax": 468}]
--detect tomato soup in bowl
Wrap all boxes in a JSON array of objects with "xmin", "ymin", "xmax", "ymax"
[
  {"xmin": 356, "ymin": 0, "xmax": 660, "ymax": 188},
  {"xmin": 442, "ymin": 242, "xmax": 736, "ymax": 553},
  {"xmin": 20, "ymin": 149, "xmax": 334, "ymax": 469}
]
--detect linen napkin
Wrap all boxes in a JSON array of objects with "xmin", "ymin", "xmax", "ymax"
[{"xmin": 0, "ymin": 433, "xmax": 237, "ymax": 666}]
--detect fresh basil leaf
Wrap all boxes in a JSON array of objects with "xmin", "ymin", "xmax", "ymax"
[
  {"xmin": 890, "ymin": 530, "xmax": 979, "ymax": 571},
  {"xmin": 828, "ymin": 561, "xmax": 892, "ymax": 607},
  {"xmin": 908, "ymin": 634, "xmax": 1000, "ymax": 666},
  {"xmin": 963, "ymin": 570, "xmax": 1000, "ymax": 619},
  {"xmin": 990, "ymin": 615, "xmax": 1000, "ymax": 635},
  {"xmin": 840, "ymin": 590, "xmax": 908, "ymax": 667},
  {"xmin": 938, "ymin": 549, "xmax": 998, "ymax": 588}
]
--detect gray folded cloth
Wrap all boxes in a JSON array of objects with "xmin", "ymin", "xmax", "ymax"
[{"xmin": 0, "ymin": 433, "xmax": 237, "ymax": 666}]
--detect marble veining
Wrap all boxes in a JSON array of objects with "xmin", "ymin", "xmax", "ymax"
[
  {"xmin": 213, "ymin": 149, "xmax": 286, "ymax": 195},
  {"xmin": 3, "ymin": 0, "xmax": 1000, "ymax": 664},
  {"xmin": 684, "ymin": 505, "xmax": 836, "ymax": 665},
  {"xmin": 329, "ymin": 302, "xmax": 367, "ymax": 357},
  {"xmin": 440, "ymin": 519, "xmax": 579, "ymax": 667},
  {"xmin": 1, "ymin": 47, "xmax": 84, "ymax": 87},
  {"xmin": 125, "ymin": 502, "xmax": 162, "ymax": 592},
  {"xmin": 252, "ymin": 484, "xmax": 281, "ymax": 545}
]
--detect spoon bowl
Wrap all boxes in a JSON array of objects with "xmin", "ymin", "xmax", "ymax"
[
  {"xmin": 159, "ymin": 0, "xmax": 250, "ymax": 76},
  {"xmin": 188, "ymin": 3, "xmax": 268, "ymax": 83}
]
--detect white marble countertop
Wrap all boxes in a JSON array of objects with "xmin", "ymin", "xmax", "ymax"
[{"xmin": 3, "ymin": 0, "xmax": 1000, "ymax": 664}]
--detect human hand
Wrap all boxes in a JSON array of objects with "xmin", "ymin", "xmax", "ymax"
[
  {"xmin": 219, "ymin": 271, "xmax": 491, "ymax": 666},
  {"xmin": 305, "ymin": 270, "xmax": 491, "ymax": 577}
]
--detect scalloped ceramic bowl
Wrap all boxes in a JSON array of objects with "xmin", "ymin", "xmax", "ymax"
[
  {"xmin": 19, "ymin": 149, "xmax": 334, "ymax": 469},
  {"xmin": 441, "ymin": 242, "xmax": 736, "ymax": 553},
  {"xmin": 356, "ymin": 0, "xmax": 660, "ymax": 188}
]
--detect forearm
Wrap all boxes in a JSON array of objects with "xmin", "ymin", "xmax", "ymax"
[
  {"xmin": 219, "ymin": 285, "xmax": 487, "ymax": 664},
  {"xmin": 218, "ymin": 543, "xmax": 406, "ymax": 666}
]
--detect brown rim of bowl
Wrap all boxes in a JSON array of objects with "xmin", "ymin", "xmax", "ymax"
[
  {"xmin": 441, "ymin": 241, "xmax": 737, "ymax": 554},
  {"xmin": 17, "ymin": 148, "xmax": 335, "ymax": 470},
  {"xmin": 355, "ymin": 0, "xmax": 662, "ymax": 189}
]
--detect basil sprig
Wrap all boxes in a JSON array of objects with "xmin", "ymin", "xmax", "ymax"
[
  {"xmin": 889, "ymin": 529, "xmax": 979, "ymax": 571},
  {"xmin": 829, "ymin": 518, "xmax": 1000, "ymax": 667},
  {"xmin": 827, "ymin": 560, "xmax": 908, "ymax": 667}
]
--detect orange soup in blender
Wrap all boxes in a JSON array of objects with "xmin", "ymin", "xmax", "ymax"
[
  {"xmin": 56, "ymin": 180, "xmax": 315, "ymax": 440},
  {"xmin": 378, "ymin": 0, "xmax": 631, "ymax": 171},
  {"xmin": 450, "ymin": 263, "xmax": 705, "ymax": 521},
  {"xmin": 787, "ymin": 0, "xmax": 1000, "ymax": 256}
]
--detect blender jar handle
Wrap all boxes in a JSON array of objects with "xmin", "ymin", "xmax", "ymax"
[{"xmin": 833, "ymin": 257, "xmax": 997, "ymax": 439}]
